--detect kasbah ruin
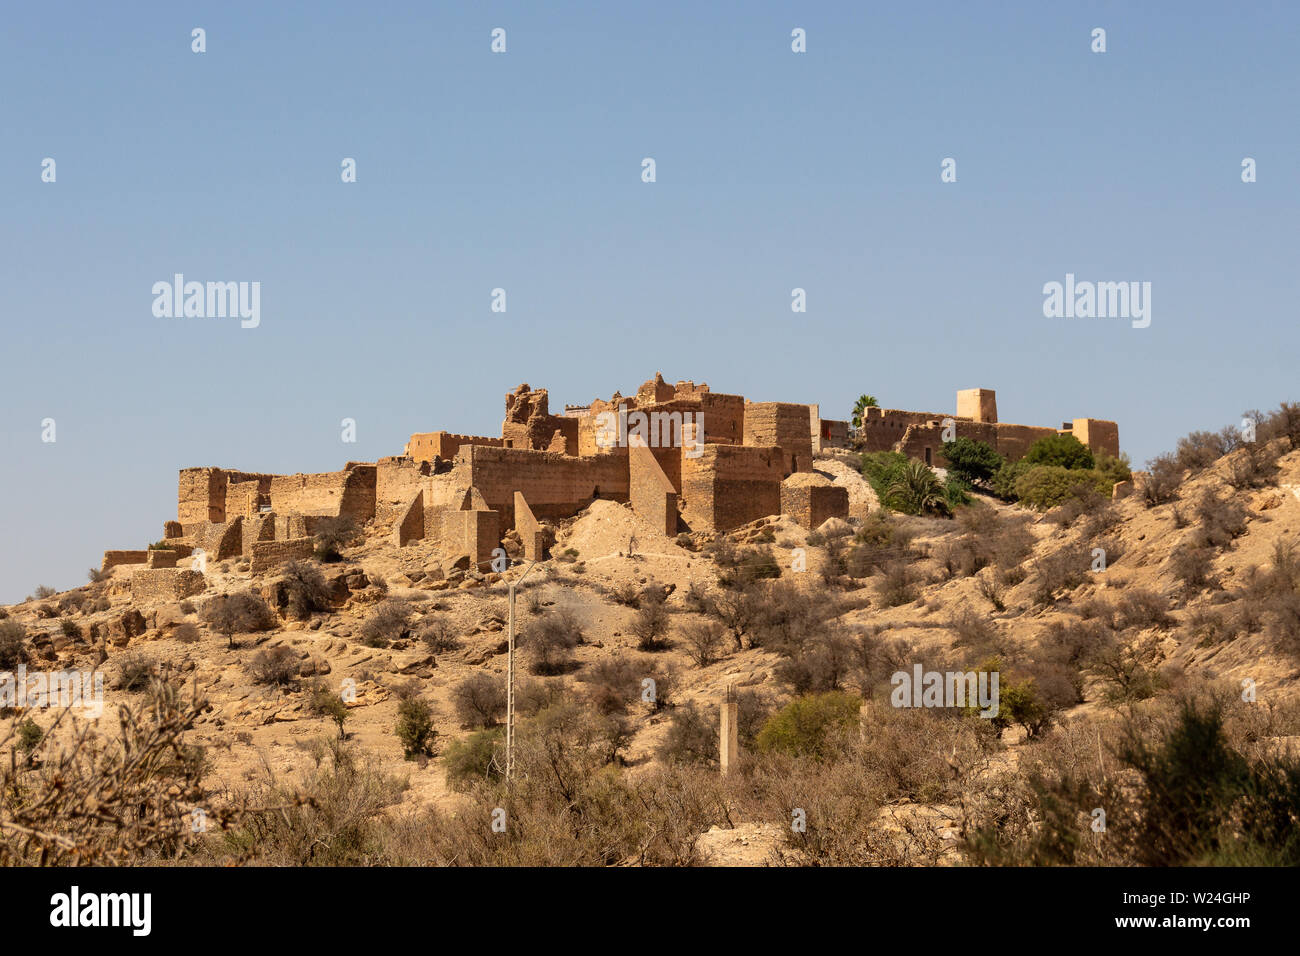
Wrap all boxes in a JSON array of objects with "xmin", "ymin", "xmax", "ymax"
[{"xmin": 104, "ymin": 374, "xmax": 1119, "ymax": 595}]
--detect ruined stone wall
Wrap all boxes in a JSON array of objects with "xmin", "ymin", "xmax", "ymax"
[
  {"xmin": 130, "ymin": 569, "xmax": 206, "ymax": 603},
  {"xmin": 744, "ymin": 402, "xmax": 815, "ymax": 474},
  {"xmin": 453, "ymin": 445, "xmax": 630, "ymax": 530},
  {"xmin": 266, "ymin": 465, "xmax": 376, "ymax": 522},
  {"xmin": 699, "ymin": 393, "xmax": 745, "ymax": 445},
  {"xmin": 178, "ymin": 467, "xmax": 278, "ymax": 524},
  {"xmin": 681, "ymin": 444, "xmax": 784, "ymax": 532},
  {"xmin": 513, "ymin": 492, "xmax": 547, "ymax": 560},
  {"xmin": 629, "ymin": 442, "xmax": 678, "ymax": 536},
  {"xmin": 856, "ymin": 407, "xmax": 946, "ymax": 454},
  {"xmin": 376, "ymin": 457, "xmax": 431, "ymax": 524},
  {"xmin": 102, "ymin": 550, "xmax": 148, "ymax": 571},
  {"xmin": 394, "ymin": 491, "xmax": 424, "ymax": 547},
  {"xmin": 249, "ymin": 538, "xmax": 315, "ymax": 573},
  {"xmin": 780, "ymin": 474, "xmax": 849, "ymax": 529}
]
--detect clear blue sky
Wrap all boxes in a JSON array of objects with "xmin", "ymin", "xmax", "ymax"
[{"xmin": 2, "ymin": 1, "xmax": 1296, "ymax": 602}]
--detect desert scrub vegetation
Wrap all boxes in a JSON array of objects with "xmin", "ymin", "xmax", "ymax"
[
  {"xmin": 0, "ymin": 677, "xmax": 224, "ymax": 865},
  {"xmin": 215, "ymin": 737, "xmax": 407, "ymax": 865},
  {"xmin": 525, "ymin": 607, "xmax": 584, "ymax": 675},
  {"xmin": 965, "ymin": 695, "xmax": 1300, "ymax": 865},
  {"xmin": 312, "ymin": 516, "xmax": 358, "ymax": 562},
  {"xmin": 452, "ymin": 672, "xmax": 507, "ymax": 728},
  {"xmin": 202, "ymin": 591, "xmax": 276, "ymax": 649},
  {"xmin": 279, "ymin": 560, "xmax": 332, "ymax": 618},
  {"xmin": 359, "ymin": 598, "xmax": 411, "ymax": 648}
]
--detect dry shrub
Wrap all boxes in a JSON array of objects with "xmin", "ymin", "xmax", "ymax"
[
  {"xmin": 1116, "ymin": 589, "xmax": 1173, "ymax": 631},
  {"xmin": 453, "ymin": 672, "xmax": 506, "ymax": 728},
  {"xmin": 525, "ymin": 608, "xmax": 584, "ymax": 675},
  {"xmin": 248, "ymin": 645, "xmax": 300, "ymax": 686},
  {"xmin": 202, "ymin": 591, "xmax": 275, "ymax": 648},
  {"xmin": 1029, "ymin": 546, "xmax": 1089, "ymax": 606},
  {"xmin": 0, "ymin": 678, "xmax": 220, "ymax": 865},
  {"xmin": 680, "ymin": 619, "xmax": 726, "ymax": 667},
  {"xmin": 1141, "ymin": 453, "xmax": 1183, "ymax": 506},
  {"xmin": 359, "ymin": 599, "xmax": 411, "ymax": 648}
]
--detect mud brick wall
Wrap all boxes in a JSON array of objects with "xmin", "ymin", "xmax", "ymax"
[
  {"xmin": 856, "ymin": 408, "xmax": 946, "ymax": 454},
  {"xmin": 406, "ymin": 431, "xmax": 502, "ymax": 462},
  {"xmin": 376, "ymin": 457, "xmax": 431, "ymax": 523},
  {"xmin": 699, "ymin": 393, "xmax": 745, "ymax": 445},
  {"xmin": 267, "ymin": 465, "xmax": 376, "ymax": 522},
  {"xmin": 1071, "ymin": 419, "xmax": 1120, "ymax": 457},
  {"xmin": 513, "ymin": 492, "xmax": 547, "ymax": 560},
  {"xmin": 226, "ymin": 477, "xmax": 272, "ymax": 519},
  {"xmin": 130, "ymin": 569, "xmax": 206, "ymax": 603},
  {"xmin": 991, "ymin": 423, "xmax": 1059, "ymax": 461},
  {"xmin": 745, "ymin": 402, "xmax": 815, "ymax": 475},
  {"xmin": 213, "ymin": 516, "xmax": 244, "ymax": 560},
  {"xmin": 629, "ymin": 442, "xmax": 678, "ymax": 536},
  {"xmin": 818, "ymin": 419, "xmax": 850, "ymax": 450},
  {"xmin": 249, "ymin": 538, "xmax": 315, "ymax": 573},
  {"xmin": 780, "ymin": 476, "xmax": 849, "ymax": 529},
  {"xmin": 454, "ymin": 445, "xmax": 630, "ymax": 530},
  {"xmin": 440, "ymin": 508, "xmax": 500, "ymax": 568},
  {"xmin": 681, "ymin": 444, "xmax": 784, "ymax": 532},
  {"xmin": 178, "ymin": 468, "xmax": 223, "ymax": 523},
  {"xmin": 394, "ymin": 491, "xmax": 424, "ymax": 547},
  {"xmin": 102, "ymin": 550, "xmax": 148, "ymax": 571}
]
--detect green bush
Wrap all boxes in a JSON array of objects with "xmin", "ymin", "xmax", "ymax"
[
  {"xmin": 1013, "ymin": 466, "xmax": 1113, "ymax": 510},
  {"xmin": 755, "ymin": 690, "xmax": 860, "ymax": 760},
  {"xmin": 395, "ymin": 696, "xmax": 437, "ymax": 758},
  {"xmin": 940, "ymin": 438, "xmax": 1004, "ymax": 486},
  {"xmin": 1023, "ymin": 433, "xmax": 1095, "ymax": 470},
  {"xmin": 859, "ymin": 451, "xmax": 911, "ymax": 500},
  {"xmin": 443, "ymin": 728, "xmax": 503, "ymax": 791}
]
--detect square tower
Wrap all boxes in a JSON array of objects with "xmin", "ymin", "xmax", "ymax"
[{"xmin": 957, "ymin": 388, "xmax": 998, "ymax": 423}]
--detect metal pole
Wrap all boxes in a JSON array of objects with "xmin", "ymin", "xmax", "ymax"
[{"xmin": 505, "ymin": 559, "xmax": 537, "ymax": 782}]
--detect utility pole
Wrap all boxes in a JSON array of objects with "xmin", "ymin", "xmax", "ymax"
[{"xmin": 505, "ymin": 558, "xmax": 538, "ymax": 782}]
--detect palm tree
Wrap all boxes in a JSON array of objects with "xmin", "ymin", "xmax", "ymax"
[
  {"xmin": 851, "ymin": 394, "xmax": 879, "ymax": 430},
  {"xmin": 885, "ymin": 459, "xmax": 948, "ymax": 516}
]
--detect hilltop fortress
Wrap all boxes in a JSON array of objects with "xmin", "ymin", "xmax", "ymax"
[{"xmin": 103, "ymin": 375, "xmax": 1118, "ymax": 595}]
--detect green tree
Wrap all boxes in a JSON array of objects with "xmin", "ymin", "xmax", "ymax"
[
  {"xmin": 940, "ymin": 437, "xmax": 1004, "ymax": 486},
  {"xmin": 1023, "ymin": 433, "xmax": 1094, "ymax": 470},
  {"xmin": 885, "ymin": 459, "xmax": 949, "ymax": 516},
  {"xmin": 851, "ymin": 394, "xmax": 879, "ymax": 430}
]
